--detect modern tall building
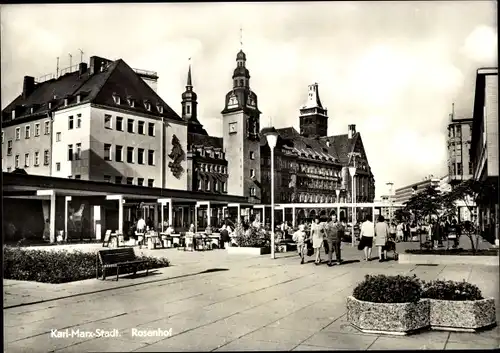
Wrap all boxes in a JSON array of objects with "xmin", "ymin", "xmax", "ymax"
[
  {"xmin": 394, "ymin": 177, "xmax": 440, "ymax": 205},
  {"xmin": 470, "ymin": 67, "xmax": 498, "ymax": 245},
  {"xmin": 446, "ymin": 103, "xmax": 474, "ymax": 185}
]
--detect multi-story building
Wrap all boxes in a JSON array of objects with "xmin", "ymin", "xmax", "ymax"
[
  {"xmin": 2, "ymin": 56, "xmax": 188, "ymax": 190},
  {"xmin": 394, "ymin": 177, "xmax": 440, "ymax": 205},
  {"xmin": 470, "ymin": 67, "xmax": 498, "ymax": 245},
  {"xmin": 447, "ymin": 104, "xmax": 474, "ymax": 185},
  {"xmin": 259, "ymin": 83, "xmax": 376, "ymax": 222}
]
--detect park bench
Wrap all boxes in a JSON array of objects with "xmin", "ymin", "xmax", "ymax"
[{"xmin": 96, "ymin": 248, "xmax": 149, "ymax": 281}]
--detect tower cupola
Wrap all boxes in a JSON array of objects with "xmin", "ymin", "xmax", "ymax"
[{"xmin": 181, "ymin": 63, "xmax": 207, "ymax": 135}]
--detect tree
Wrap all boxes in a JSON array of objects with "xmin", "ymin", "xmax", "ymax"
[
  {"xmin": 443, "ymin": 178, "xmax": 498, "ymax": 254},
  {"xmin": 394, "ymin": 208, "xmax": 411, "ymax": 223}
]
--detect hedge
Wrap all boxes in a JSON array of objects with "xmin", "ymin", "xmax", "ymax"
[
  {"xmin": 3, "ymin": 247, "xmax": 170, "ymax": 284},
  {"xmin": 352, "ymin": 274, "xmax": 422, "ymax": 303},
  {"xmin": 422, "ymin": 280, "xmax": 483, "ymax": 301}
]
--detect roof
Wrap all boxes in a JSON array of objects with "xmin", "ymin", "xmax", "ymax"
[
  {"xmin": 188, "ymin": 133, "xmax": 223, "ymax": 149},
  {"xmin": 321, "ymin": 133, "xmax": 358, "ymax": 164},
  {"xmin": 2, "ymin": 57, "xmax": 183, "ymax": 127}
]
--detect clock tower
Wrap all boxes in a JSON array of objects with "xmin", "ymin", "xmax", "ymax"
[{"xmin": 222, "ymin": 49, "xmax": 261, "ymax": 202}]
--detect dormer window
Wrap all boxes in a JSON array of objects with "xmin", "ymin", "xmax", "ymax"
[
  {"xmin": 157, "ymin": 105, "xmax": 163, "ymax": 114},
  {"xmin": 127, "ymin": 97, "xmax": 135, "ymax": 107},
  {"xmin": 76, "ymin": 94, "xmax": 81, "ymax": 103},
  {"xmin": 64, "ymin": 98, "xmax": 68, "ymax": 106},
  {"xmin": 30, "ymin": 107, "xmax": 34, "ymax": 114},
  {"xmin": 144, "ymin": 101, "xmax": 151, "ymax": 111},
  {"xmin": 11, "ymin": 110, "xmax": 15, "ymax": 119},
  {"xmin": 48, "ymin": 102, "xmax": 52, "ymax": 109},
  {"xmin": 112, "ymin": 93, "xmax": 120, "ymax": 105}
]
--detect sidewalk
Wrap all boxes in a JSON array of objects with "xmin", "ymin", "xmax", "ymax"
[{"xmin": 4, "ymin": 244, "xmax": 499, "ymax": 352}]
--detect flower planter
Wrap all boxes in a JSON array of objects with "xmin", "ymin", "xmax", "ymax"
[
  {"xmin": 226, "ymin": 246, "xmax": 271, "ymax": 256},
  {"xmin": 428, "ymin": 298, "xmax": 497, "ymax": 332},
  {"xmin": 398, "ymin": 253, "xmax": 498, "ymax": 266},
  {"xmin": 346, "ymin": 296, "xmax": 430, "ymax": 335}
]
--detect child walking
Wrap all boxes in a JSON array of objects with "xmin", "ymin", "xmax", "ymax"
[{"xmin": 293, "ymin": 224, "xmax": 308, "ymax": 264}]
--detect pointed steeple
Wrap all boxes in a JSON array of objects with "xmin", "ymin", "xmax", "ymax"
[
  {"xmin": 187, "ymin": 64, "xmax": 192, "ymax": 87},
  {"xmin": 181, "ymin": 61, "xmax": 207, "ymax": 135}
]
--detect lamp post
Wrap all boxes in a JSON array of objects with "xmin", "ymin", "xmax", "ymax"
[
  {"xmin": 386, "ymin": 182, "xmax": 394, "ymax": 225},
  {"xmin": 263, "ymin": 127, "xmax": 278, "ymax": 259},
  {"xmin": 348, "ymin": 166, "xmax": 356, "ymax": 247}
]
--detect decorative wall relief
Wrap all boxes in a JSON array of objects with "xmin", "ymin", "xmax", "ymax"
[{"xmin": 168, "ymin": 134, "xmax": 185, "ymax": 179}]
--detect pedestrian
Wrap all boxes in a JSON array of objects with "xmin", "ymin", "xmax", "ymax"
[
  {"xmin": 311, "ymin": 216, "xmax": 324, "ymax": 265},
  {"xmin": 359, "ymin": 215, "xmax": 375, "ymax": 261},
  {"xmin": 326, "ymin": 214, "xmax": 344, "ymax": 266},
  {"xmin": 293, "ymin": 224, "xmax": 308, "ymax": 264},
  {"xmin": 448, "ymin": 219, "xmax": 459, "ymax": 248},
  {"xmin": 220, "ymin": 221, "xmax": 230, "ymax": 249},
  {"xmin": 410, "ymin": 222, "xmax": 417, "ymax": 242},
  {"xmin": 375, "ymin": 215, "xmax": 390, "ymax": 262},
  {"xmin": 396, "ymin": 222, "xmax": 404, "ymax": 242},
  {"xmin": 431, "ymin": 219, "xmax": 441, "ymax": 249},
  {"xmin": 389, "ymin": 222, "xmax": 397, "ymax": 241}
]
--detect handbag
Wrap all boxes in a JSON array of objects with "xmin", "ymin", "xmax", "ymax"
[
  {"xmin": 357, "ymin": 237, "xmax": 364, "ymax": 251},
  {"xmin": 306, "ymin": 239, "xmax": 314, "ymax": 256}
]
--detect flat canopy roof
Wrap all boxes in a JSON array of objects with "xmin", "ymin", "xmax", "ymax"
[{"xmin": 2, "ymin": 172, "xmax": 249, "ymax": 204}]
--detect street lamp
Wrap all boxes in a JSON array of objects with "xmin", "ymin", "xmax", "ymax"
[
  {"xmin": 348, "ymin": 166, "xmax": 356, "ymax": 247},
  {"xmin": 263, "ymin": 126, "xmax": 278, "ymax": 259},
  {"xmin": 386, "ymin": 182, "xmax": 394, "ymax": 225}
]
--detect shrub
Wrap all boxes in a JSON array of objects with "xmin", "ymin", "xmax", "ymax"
[
  {"xmin": 421, "ymin": 280, "xmax": 483, "ymax": 301},
  {"xmin": 352, "ymin": 274, "xmax": 422, "ymax": 303},
  {"xmin": 3, "ymin": 247, "xmax": 170, "ymax": 284},
  {"xmin": 233, "ymin": 224, "xmax": 270, "ymax": 248}
]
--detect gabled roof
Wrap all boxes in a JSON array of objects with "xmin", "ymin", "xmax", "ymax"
[
  {"xmin": 2, "ymin": 57, "xmax": 182, "ymax": 127},
  {"xmin": 188, "ymin": 132, "xmax": 223, "ymax": 150},
  {"xmin": 321, "ymin": 133, "xmax": 358, "ymax": 164}
]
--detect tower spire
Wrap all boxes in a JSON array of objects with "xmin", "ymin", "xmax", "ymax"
[
  {"xmin": 240, "ymin": 25, "xmax": 243, "ymax": 49},
  {"xmin": 187, "ymin": 58, "xmax": 192, "ymax": 87}
]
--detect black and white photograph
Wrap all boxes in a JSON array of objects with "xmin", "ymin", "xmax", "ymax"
[{"xmin": 2, "ymin": 1, "xmax": 499, "ymax": 351}]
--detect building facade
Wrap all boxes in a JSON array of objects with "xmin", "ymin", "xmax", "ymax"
[
  {"xmin": 470, "ymin": 67, "xmax": 498, "ymax": 245},
  {"xmin": 447, "ymin": 104, "xmax": 474, "ymax": 186},
  {"xmin": 394, "ymin": 177, "xmax": 440, "ymax": 205}
]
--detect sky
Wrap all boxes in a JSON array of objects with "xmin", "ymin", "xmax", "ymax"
[{"xmin": 1, "ymin": 1, "xmax": 497, "ymax": 197}]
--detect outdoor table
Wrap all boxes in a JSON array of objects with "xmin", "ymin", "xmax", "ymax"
[
  {"xmin": 146, "ymin": 232, "xmax": 162, "ymax": 249},
  {"xmin": 160, "ymin": 232, "xmax": 173, "ymax": 248},
  {"xmin": 110, "ymin": 232, "xmax": 123, "ymax": 247}
]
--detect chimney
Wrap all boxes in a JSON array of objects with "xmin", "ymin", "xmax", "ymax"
[
  {"xmin": 348, "ymin": 124, "xmax": 356, "ymax": 139},
  {"xmin": 22, "ymin": 76, "xmax": 35, "ymax": 99},
  {"xmin": 78, "ymin": 62, "xmax": 88, "ymax": 76},
  {"xmin": 89, "ymin": 56, "xmax": 108, "ymax": 75}
]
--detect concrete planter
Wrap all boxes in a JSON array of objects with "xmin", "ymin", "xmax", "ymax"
[
  {"xmin": 346, "ymin": 296, "xmax": 430, "ymax": 335},
  {"xmin": 226, "ymin": 246, "xmax": 271, "ymax": 256},
  {"xmin": 398, "ymin": 253, "xmax": 498, "ymax": 266},
  {"xmin": 429, "ymin": 298, "xmax": 497, "ymax": 332}
]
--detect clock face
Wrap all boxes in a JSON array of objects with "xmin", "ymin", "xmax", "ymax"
[{"xmin": 229, "ymin": 122, "xmax": 237, "ymax": 133}]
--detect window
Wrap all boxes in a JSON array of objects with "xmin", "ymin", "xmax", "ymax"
[
  {"xmin": 138, "ymin": 121, "xmax": 145, "ymax": 135},
  {"xmin": 197, "ymin": 179, "xmax": 202, "ymax": 191},
  {"xmin": 56, "ymin": 132, "xmax": 61, "ymax": 142},
  {"xmin": 74, "ymin": 175, "xmax": 81, "ymax": 180},
  {"xmin": 24, "ymin": 125, "xmax": 30, "ymax": 139},
  {"xmin": 126, "ymin": 177, "xmax": 133, "ymax": 185},
  {"xmin": 148, "ymin": 123, "xmax": 155, "ymax": 136},
  {"xmin": 457, "ymin": 162, "xmax": 462, "ymax": 175},
  {"xmin": 24, "ymin": 153, "xmax": 30, "ymax": 167},
  {"xmin": 221, "ymin": 181, "xmax": 226, "ymax": 193},
  {"xmin": 104, "ymin": 144, "xmax": 112, "ymax": 160},
  {"xmin": 35, "ymin": 123, "xmax": 40, "ymax": 137},
  {"xmin": 104, "ymin": 175, "xmax": 111, "ymax": 183},
  {"xmin": 41, "ymin": 149, "xmax": 49, "ymax": 167},
  {"xmin": 15, "ymin": 155, "xmax": 19, "ymax": 168},
  {"xmin": 214, "ymin": 181, "xmax": 219, "ymax": 192},
  {"xmin": 469, "ymin": 161, "xmax": 473, "ymax": 175},
  {"xmin": 250, "ymin": 169, "xmax": 255, "ymax": 178},
  {"xmin": 115, "ymin": 176, "xmax": 122, "ymax": 184},
  {"xmin": 34, "ymin": 151, "xmax": 40, "ymax": 166},
  {"xmin": 104, "ymin": 115, "xmax": 112, "ymax": 129},
  {"xmin": 7, "ymin": 140, "xmax": 12, "ymax": 155},
  {"xmin": 137, "ymin": 178, "xmax": 144, "ymax": 186},
  {"xmin": 56, "ymin": 162, "xmax": 61, "ymax": 171},
  {"xmin": 148, "ymin": 150, "xmax": 155, "ymax": 165},
  {"xmin": 115, "ymin": 145, "xmax": 123, "ymax": 162},
  {"xmin": 127, "ymin": 119, "xmax": 134, "ymax": 133},
  {"xmin": 68, "ymin": 144, "xmax": 73, "ymax": 161},
  {"xmin": 148, "ymin": 179, "xmax": 154, "ymax": 187},
  {"xmin": 145, "ymin": 102, "xmax": 151, "ymax": 111},
  {"xmin": 138, "ymin": 148, "xmax": 145, "ymax": 164},
  {"xmin": 75, "ymin": 143, "xmax": 81, "ymax": 160},
  {"xmin": 186, "ymin": 105, "xmax": 191, "ymax": 114},
  {"xmin": 116, "ymin": 117, "xmax": 123, "ymax": 131},
  {"xmin": 127, "ymin": 147, "xmax": 134, "ymax": 163},
  {"xmin": 250, "ymin": 151, "xmax": 255, "ymax": 160},
  {"xmin": 250, "ymin": 187, "xmax": 256, "ymax": 196},
  {"xmin": 44, "ymin": 121, "xmax": 50, "ymax": 135},
  {"xmin": 76, "ymin": 114, "xmax": 82, "ymax": 128},
  {"xmin": 205, "ymin": 179, "xmax": 210, "ymax": 191},
  {"xmin": 456, "ymin": 125, "xmax": 462, "ymax": 137},
  {"xmin": 68, "ymin": 116, "xmax": 74, "ymax": 130},
  {"xmin": 1, "ymin": 131, "xmax": 3, "ymax": 144}
]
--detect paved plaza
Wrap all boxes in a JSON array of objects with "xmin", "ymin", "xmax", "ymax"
[{"xmin": 4, "ymin": 243, "xmax": 500, "ymax": 352}]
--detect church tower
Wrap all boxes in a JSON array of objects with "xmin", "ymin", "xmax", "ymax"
[
  {"xmin": 221, "ymin": 50, "xmax": 261, "ymax": 202},
  {"xmin": 299, "ymin": 83, "xmax": 328, "ymax": 137},
  {"xmin": 181, "ymin": 64, "xmax": 207, "ymax": 135}
]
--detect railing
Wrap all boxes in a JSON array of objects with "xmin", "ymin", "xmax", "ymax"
[{"xmin": 59, "ymin": 64, "xmax": 80, "ymax": 76}]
